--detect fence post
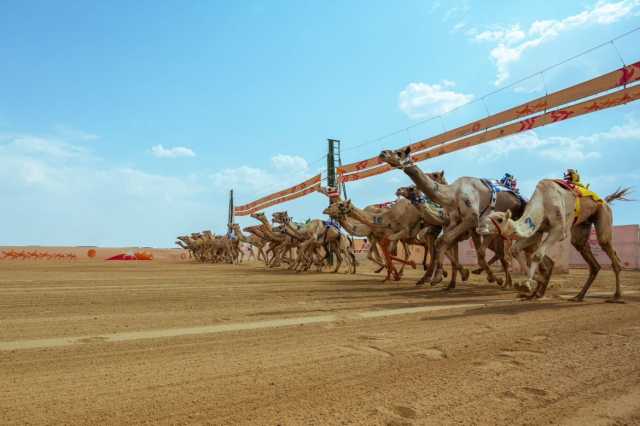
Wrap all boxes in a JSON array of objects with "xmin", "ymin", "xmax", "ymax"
[{"xmin": 228, "ymin": 189, "xmax": 234, "ymax": 231}]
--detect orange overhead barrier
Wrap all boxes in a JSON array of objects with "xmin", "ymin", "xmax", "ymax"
[
  {"xmin": 234, "ymin": 180, "xmax": 321, "ymax": 216},
  {"xmin": 338, "ymin": 61, "xmax": 640, "ymax": 176},
  {"xmin": 341, "ymin": 84, "xmax": 640, "ymax": 182},
  {"xmin": 233, "ymin": 59, "xmax": 640, "ymax": 212},
  {"xmin": 233, "ymin": 174, "xmax": 321, "ymax": 214}
]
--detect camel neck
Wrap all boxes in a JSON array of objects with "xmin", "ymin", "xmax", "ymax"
[
  {"xmin": 234, "ymin": 229, "xmax": 249, "ymax": 242},
  {"xmin": 509, "ymin": 189, "xmax": 546, "ymax": 239},
  {"xmin": 338, "ymin": 216, "xmax": 362, "ymax": 236},
  {"xmin": 348, "ymin": 205, "xmax": 376, "ymax": 229},
  {"xmin": 404, "ymin": 166, "xmax": 453, "ymax": 206},
  {"xmin": 284, "ymin": 222, "xmax": 304, "ymax": 239}
]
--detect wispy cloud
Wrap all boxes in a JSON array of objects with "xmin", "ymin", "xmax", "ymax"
[
  {"xmin": 442, "ymin": 2, "xmax": 470, "ymax": 23},
  {"xmin": 211, "ymin": 154, "xmax": 312, "ymax": 194},
  {"xmin": 467, "ymin": 112, "xmax": 640, "ymax": 161},
  {"xmin": 151, "ymin": 144, "xmax": 196, "ymax": 158},
  {"xmin": 0, "ymin": 131, "xmax": 210, "ymax": 245},
  {"xmin": 398, "ymin": 80, "xmax": 474, "ymax": 119},
  {"xmin": 469, "ymin": 0, "xmax": 640, "ymax": 86},
  {"xmin": 53, "ymin": 124, "xmax": 99, "ymax": 142},
  {"xmin": 271, "ymin": 154, "xmax": 309, "ymax": 173}
]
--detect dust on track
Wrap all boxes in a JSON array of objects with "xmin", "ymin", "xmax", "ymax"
[{"xmin": 1, "ymin": 259, "xmax": 639, "ymax": 425}]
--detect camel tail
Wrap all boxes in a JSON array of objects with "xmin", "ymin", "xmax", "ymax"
[{"xmin": 604, "ymin": 187, "xmax": 633, "ymax": 204}]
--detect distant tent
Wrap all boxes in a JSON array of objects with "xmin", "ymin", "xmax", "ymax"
[
  {"xmin": 106, "ymin": 253, "xmax": 137, "ymax": 261},
  {"xmin": 106, "ymin": 251, "xmax": 153, "ymax": 261}
]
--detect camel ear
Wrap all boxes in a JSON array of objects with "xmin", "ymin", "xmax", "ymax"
[
  {"xmin": 403, "ymin": 146, "xmax": 411, "ymax": 156},
  {"xmin": 505, "ymin": 210, "xmax": 512, "ymax": 221}
]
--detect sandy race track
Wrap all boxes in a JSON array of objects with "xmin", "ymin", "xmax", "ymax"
[{"xmin": 1, "ymin": 258, "xmax": 639, "ymax": 425}]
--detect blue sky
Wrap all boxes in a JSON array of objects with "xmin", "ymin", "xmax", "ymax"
[{"xmin": 1, "ymin": 0, "xmax": 639, "ymax": 247}]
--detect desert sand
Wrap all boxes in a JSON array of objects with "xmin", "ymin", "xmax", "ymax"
[{"xmin": 1, "ymin": 255, "xmax": 639, "ymax": 425}]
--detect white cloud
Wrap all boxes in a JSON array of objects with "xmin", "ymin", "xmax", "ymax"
[
  {"xmin": 211, "ymin": 153, "xmax": 312, "ymax": 194},
  {"xmin": 211, "ymin": 165, "xmax": 279, "ymax": 192},
  {"xmin": 271, "ymin": 154, "xmax": 309, "ymax": 173},
  {"xmin": 398, "ymin": 81, "xmax": 474, "ymax": 119},
  {"xmin": 443, "ymin": 3, "xmax": 470, "ymax": 22},
  {"xmin": 468, "ymin": 112, "xmax": 640, "ymax": 161},
  {"xmin": 0, "ymin": 132, "xmax": 211, "ymax": 246},
  {"xmin": 470, "ymin": 0, "xmax": 640, "ymax": 85},
  {"xmin": 0, "ymin": 133, "xmax": 89, "ymax": 160},
  {"xmin": 151, "ymin": 144, "xmax": 196, "ymax": 158},
  {"xmin": 53, "ymin": 124, "xmax": 99, "ymax": 141}
]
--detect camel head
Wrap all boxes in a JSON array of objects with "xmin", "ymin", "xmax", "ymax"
[
  {"xmin": 323, "ymin": 199, "xmax": 352, "ymax": 218},
  {"xmin": 427, "ymin": 170, "xmax": 447, "ymax": 184},
  {"xmin": 395, "ymin": 186, "xmax": 417, "ymax": 200},
  {"xmin": 379, "ymin": 146, "xmax": 413, "ymax": 169},
  {"xmin": 323, "ymin": 203, "xmax": 342, "ymax": 218},
  {"xmin": 272, "ymin": 211, "xmax": 291, "ymax": 225},
  {"xmin": 177, "ymin": 235, "xmax": 190, "ymax": 245},
  {"xmin": 477, "ymin": 210, "xmax": 515, "ymax": 238},
  {"xmin": 251, "ymin": 212, "xmax": 268, "ymax": 223}
]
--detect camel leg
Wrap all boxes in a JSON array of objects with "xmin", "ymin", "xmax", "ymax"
[
  {"xmin": 535, "ymin": 255, "xmax": 555, "ymax": 298},
  {"xmin": 494, "ymin": 239, "xmax": 513, "ymax": 289},
  {"xmin": 521, "ymin": 224, "xmax": 565, "ymax": 298},
  {"xmin": 472, "ymin": 233, "xmax": 502, "ymax": 286},
  {"xmin": 421, "ymin": 242, "xmax": 428, "ymax": 271},
  {"xmin": 593, "ymin": 208, "xmax": 624, "ymax": 303},
  {"xmin": 379, "ymin": 239, "xmax": 400, "ymax": 282},
  {"xmin": 444, "ymin": 243, "xmax": 460, "ymax": 290},
  {"xmin": 432, "ymin": 217, "xmax": 475, "ymax": 285},
  {"xmin": 520, "ymin": 255, "xmax": 554, "ymax": 300},
  {"xmin": 450, "ymin": 243, "xmax": 470, "ymax": 282},
  {"xmin": 332, "ymin": 242, "xmax": 343, "ymax": 273},
  {"xmin": 568, "ymin": 223, "xmax": 601, "ymax": 302},
  {"xmin": 416, "ymin": 239, "xmax": 450, "ymax": 287},
  {"xmin": 366, "ymin": 238, "xmax": 387, "ymax": 272},
  {"xmin": 471, "ymin": 253, "xmax": 499, "ymax": 275}
]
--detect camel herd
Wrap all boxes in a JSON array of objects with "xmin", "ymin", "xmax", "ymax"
[
  {"xmin": 1, "ymin": 250, "xmax": 78, "ymax": 260},
  {"xmin": 177, "ymin": 146, "xmax": 631, "ymax": 302}
]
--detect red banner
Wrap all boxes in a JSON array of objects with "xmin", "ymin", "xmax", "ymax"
[
  {"xmin": 234, "ymin": 174, "xmax": 321, "ymax": 213},
  {"xmin": 340, "ymin": 84, "xmax": 640, "ymax": 182},
  {"xmin": 234, "ymin": 183, "xmax": 321, "ymax": 216},
  {"xmin": 338, "ymin": 61, "xmax": 640, "ymax": 176}
]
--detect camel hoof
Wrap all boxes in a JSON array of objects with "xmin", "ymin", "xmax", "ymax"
[
  {"xmin": 517, "ymin": 292, "xmax": 537, "ymax": 301},
  {"xmin": 415, "ymin": 280, "xmax": 426, "ymax": 287},
  {"xmin": 461, "ymin": 268, "xmax": 470, "ymax": 282},
  {"xmin": 568, "ymin": 296, "xmax": 584, "ymax": 303},
  {"xmin": 430, "ymin": 274, "xmax": 444, "ymax": 286},
  {"xmin": 605, "ymin": 298, "xmax": 625, "ymax": 304},
  {"xmin": 471, "ymin": 268, "xmax": 483, "ymax": 275},
  {"xmin": 495, "ymin": 277, "xmax": 504, "ymax": 287},
  {"xmin": 442, "ymin": 270, "xmax": 448, "ymax": 278}
]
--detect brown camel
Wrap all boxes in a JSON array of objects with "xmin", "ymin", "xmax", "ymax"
[
  {"xmin": 394, "ymin": 185, "xmax": 471, "ymax": 286},
  {"xmin": 478, "ymin": 181, "xmax": 631, "ymax": 301},
  {"xmin": 379, "ymin": 147, "xmax": 526, "ymax": 288},
  {"xmin": 251, "ymin": 212, "xmax": 298, "ymax": 267},
  {"xmin": 323, "ymin": 198, "xmax": 424, "ymax": 281},
  {"xmin": 319, "ymin": 187, "xmax": 389, "ymax": 274},
  {"xmin": 231, "ymin": 223, "xmax": 267, "ymax": 262}
]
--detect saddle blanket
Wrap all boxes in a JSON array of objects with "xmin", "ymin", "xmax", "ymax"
[
  {"xmin": 553, "ymin": 180, "xmax": 604, "ymax": 203},
  {"xmin": 481, "ymin": 179, "xmax": 528, "ymax": 208}
]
